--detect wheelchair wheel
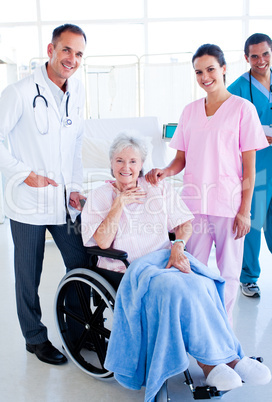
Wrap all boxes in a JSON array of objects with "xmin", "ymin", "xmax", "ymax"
[{"xmin": 55, "ymin": 268, "xmax": 116, "ymax": 378}]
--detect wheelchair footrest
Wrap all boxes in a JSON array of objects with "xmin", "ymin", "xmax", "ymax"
[{"xmin": 193, "ymin": 386, "xmax": 226, "ymax": 400}]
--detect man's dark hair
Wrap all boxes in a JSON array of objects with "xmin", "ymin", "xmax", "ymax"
[
  {"xmin": 244, "ymin": 33, "xmax": 272, "ymax": 56},
  {"xmin": 52, "ymin": 24, "xmax": 87, "ymax": 44}
]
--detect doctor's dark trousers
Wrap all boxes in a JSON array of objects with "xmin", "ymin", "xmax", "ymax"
[{"xmin": 10, "ymin": 215, "xmax": 90, "ymax": 345}]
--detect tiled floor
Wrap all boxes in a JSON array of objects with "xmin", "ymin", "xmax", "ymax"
[{"xmin": 0, "ymin": 218, "xmax": 271, "ymax": 402}]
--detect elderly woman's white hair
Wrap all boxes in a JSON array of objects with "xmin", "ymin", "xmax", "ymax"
[{"xmin": 109, "ymin": 133, "xmax": 148, "ymax": 177}]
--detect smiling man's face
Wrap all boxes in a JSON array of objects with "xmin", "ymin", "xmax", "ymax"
[
  {"xmin": 47, "ymin": 30, "xmax": 86, "ymax": 89},
  {"xmin": 245, "ymin": 41, "xmax": 272, "ymax": 79}
]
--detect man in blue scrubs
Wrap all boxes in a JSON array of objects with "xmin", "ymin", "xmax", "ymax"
[{"xmin": 228, "ymin": 33, "xmax": 272, "ymax": 297}]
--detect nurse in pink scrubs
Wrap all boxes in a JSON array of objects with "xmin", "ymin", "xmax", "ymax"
[{"xmin": 145, "ymin": 44, "xmax": 268, "ymax": 322}]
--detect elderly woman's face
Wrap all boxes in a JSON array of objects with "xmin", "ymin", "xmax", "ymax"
[{"xmin": 111, "ymin": 146, "xmax": 143, "ymax": 187}]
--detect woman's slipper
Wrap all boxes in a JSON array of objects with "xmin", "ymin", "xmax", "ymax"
[
  {"xmin": 234, "ymin": 357, "xmax": 271, "ymax": 385},
  {"xmin": 206, "ymin": 363, "xmax": 243, "ymax": 391}
]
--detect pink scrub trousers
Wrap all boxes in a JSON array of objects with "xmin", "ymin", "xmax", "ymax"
[{"xmin": 186, "ymin": 214, "xmax": 244, "ymax": 324}]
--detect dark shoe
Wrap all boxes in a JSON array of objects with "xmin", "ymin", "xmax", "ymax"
[{"xmin": 26, "ymin": 340, "xmax": 67, "ymax": 365}]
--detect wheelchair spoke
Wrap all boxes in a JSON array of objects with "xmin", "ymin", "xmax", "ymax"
[
  {"xmin": 91, "ymin": 298, "xmax": 108, "ymax": 324},
  {"xmin": 89, "ymin": 295, "xmax": 112, "ymax": 338},
  {"xmin": 91, "ymin": 321, "xmax": 111, "ymax": 339},
  {"xmin": 58, "ymin": 305, "xmax": 86, "ymax": 326},
  {"xmin": 89, "ymin": 332, "xmax": 107, "ymax": 367},
  {"xmin": 72, "ymin": 328, "xmax": 91, "ymax": 355},
  {"xmin": 74, "ymin": 281, "xmax": 93, "ymax": 321}
]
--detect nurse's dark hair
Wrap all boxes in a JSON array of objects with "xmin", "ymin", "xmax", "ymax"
[
  {"xmin": 52, "ymin": 24, "xmax": 87, "ymax": 44},
  {"xmin": 244, "ymin": 33, "xmax": 272, "ymax": 56},
  {"xmin": 192, "ymin": 44, "xmax": 226, "ymax": 83}
]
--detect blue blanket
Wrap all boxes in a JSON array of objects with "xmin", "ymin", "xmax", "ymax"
[{"xmin": 105, "ymin": 249, "xmax": 244, "ymax": 402}]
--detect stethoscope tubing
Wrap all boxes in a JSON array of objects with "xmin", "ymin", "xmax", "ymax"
[
  {"xmin": 249, "ymin": 69, "xmax": 254, "ymax": 104},
  {"xmin": 33, "ymin": 83, "xmax": 72, "ymax": 133},
  {"xmin": 33, "ymin": 83, "xmax": 48, "ymax": 108},
  {"xmin": 249, "ymin": 68, "xmax": 272, "ymax": 104}
]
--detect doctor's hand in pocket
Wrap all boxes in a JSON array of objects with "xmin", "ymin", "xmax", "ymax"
[{"xmin": 24, "ymin": 171, "xmax": 58, "ymax": 187}]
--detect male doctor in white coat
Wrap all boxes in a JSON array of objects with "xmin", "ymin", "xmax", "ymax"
[{"xmin": 0, "ymin": 24, "xmax": 90, "ymax": 365}]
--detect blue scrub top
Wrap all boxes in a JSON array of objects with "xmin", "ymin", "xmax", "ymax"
[
  {"xmin": 228, "ymin": 70, "xmax": 272, "ymax": 175},
  {"xmin": 228, "ymin": 70, "xmax": 272, "ymax": 124}
]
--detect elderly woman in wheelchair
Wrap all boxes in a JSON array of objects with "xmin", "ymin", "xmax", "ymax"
[{"xmin": 55, "ymin": 133, "xmax": 270, "ymax": 402}]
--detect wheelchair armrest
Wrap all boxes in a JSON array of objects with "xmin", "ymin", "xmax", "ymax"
[{"xmin": 86, "ymin": 246, "xmax": 128, "ymax": 262}]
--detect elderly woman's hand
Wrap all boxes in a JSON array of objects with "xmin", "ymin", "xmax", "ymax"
[
  {"xmin": 165, "ymin": 243, "xmax": 191, "ymax": 273},
  {"xmin": 114, "ymin": 185, "xmax": 147, "ymax": 206}
]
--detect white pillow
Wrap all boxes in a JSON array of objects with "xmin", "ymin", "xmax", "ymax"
[
  {"xmin": 83, "ymin": 168, "xmax": 112, "ymax": 183},
  {"xmin": 82, "ymin": 137, "xmax": 111, "ymax": 169},
  {"xmin": 141, "ymin": 136, "xmax": 154, "ymax": 174}
]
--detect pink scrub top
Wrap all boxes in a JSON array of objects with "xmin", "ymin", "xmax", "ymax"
[{"xmin": 170, "ymin": 95, "xmax": 268, "ymax": 218}]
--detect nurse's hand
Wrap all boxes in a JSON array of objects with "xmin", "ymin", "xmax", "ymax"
[
  {"xmin": 165, "ymin": 243, "xmax": 191, "ymax": 273},
  {"xmin": 24, "ymin": 171, "xmax": 58, "ymax": 187},
  {"xmin": 266, "ymin": 135, "xmax": 272, "ymax": 145},
  {"xmin": 233, "ymin": 212, "xmax": 251, "ymax": 240},
  {"xmin": 145, "ymin": 168, "xmax": 166, "ymax": 186},
  {"xmin": 69, "ymin": 192, "xmax": 87, "ymax": 211}
]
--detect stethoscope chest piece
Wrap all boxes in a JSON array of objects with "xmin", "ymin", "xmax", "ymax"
[
  {"xmin": 63, "ymin": 91, "xmax": 72, "ymax": 128},
  {"xmin": 63, "ymin": 117, "xmax": 72, "ymax": 127}
]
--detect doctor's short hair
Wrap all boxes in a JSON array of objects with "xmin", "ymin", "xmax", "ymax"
[
  {"xmin": 52, "ymin": 24, "xmax": 87, "ymax": 44},
  {"xmin": 244, "ymin": 33, "xmax": 272, "ymax": 56},
  {"xmin": 109, "ymin": 133, "xmax": 148, "ymax": 178}
]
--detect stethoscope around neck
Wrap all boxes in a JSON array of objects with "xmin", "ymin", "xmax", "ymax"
[{"xmin": 33, "ymin": 83, "xmax": 72, "ymax": 135}]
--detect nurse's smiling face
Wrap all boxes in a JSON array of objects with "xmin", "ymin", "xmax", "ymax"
[{"xmin": 193, "ymin": 55, "xmax": 226, "ymax": 93}]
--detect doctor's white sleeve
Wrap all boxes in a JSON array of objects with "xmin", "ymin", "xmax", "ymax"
[{"xmin": 0, "ymin": 85, "xmax": 32, "ymax": 182}]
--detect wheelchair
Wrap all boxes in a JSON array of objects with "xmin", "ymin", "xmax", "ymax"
[{"xmin": 54, "ymin": 245, "xmax": 259, "ymax": 401}]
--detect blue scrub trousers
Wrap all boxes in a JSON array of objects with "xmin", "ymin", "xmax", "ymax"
[
  {"xmin": 240, "ymin": 148, "xmax": 272, "ymax": 283},
  {"xmin": 10, "ymin": 215, "xmax": 90, "ymax": 345}
]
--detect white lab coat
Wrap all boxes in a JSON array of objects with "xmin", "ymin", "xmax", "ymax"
[{"xmin": 0, "ymin": 66, "xmax": 85, "ymax": 225}]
